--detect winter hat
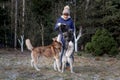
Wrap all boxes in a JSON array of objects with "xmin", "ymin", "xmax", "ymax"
[{"xmin": 62, "ymin": 5, "xmax": 70, "ymax": 15}]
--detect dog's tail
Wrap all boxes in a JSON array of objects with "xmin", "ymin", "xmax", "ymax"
[{"xmin": 25, "ymin": 39, "xmax": 33, "ymax": 51}]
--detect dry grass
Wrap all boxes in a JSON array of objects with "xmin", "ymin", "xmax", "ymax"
[{"xmin": 0, "ymin": 48, "xmax": 120, "ymax": 80}]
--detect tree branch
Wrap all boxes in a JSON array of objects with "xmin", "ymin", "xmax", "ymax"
[{"xmin": 76, "ymin": 26, "xmax": 82, "ymax": 41}]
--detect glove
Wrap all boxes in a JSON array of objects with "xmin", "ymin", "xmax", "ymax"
[{"xmin": 57, "ymin": 23, "xmax": 61, "ymax": 26}]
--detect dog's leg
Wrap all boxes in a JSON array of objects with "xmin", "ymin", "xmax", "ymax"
[
  {"xmin": 68, "ymin": 57, "xmax": 74, "ymax": 73},
  {"xmin": 31, "ymin": 59, "xmax": 34, "ymax": 67},
  {"xmin": 34, "ymin": 58, "xmax": 40, "ymax": 71},
  {"xmin": 61, "ymin": 56, "xmax": 66, "ymax": 73},
  {"xmin": 31, "ymin": 53, "xmax": 34, "ymax": 67},
  {"xmin": 53, "ymin": 61, "xmax": 57, "ymax": 71},
  {"xmin": 61, "ymin": 61, "xmax": 65, "ymax": 73},
  {"xmin": 55, "ymin": 58, "xmax": 61, "ymax": 72},
  {"xmin": 33, "ymin": 53, "xmax": 40, "ymax": 71}
]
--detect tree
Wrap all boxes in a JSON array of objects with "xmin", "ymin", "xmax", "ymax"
[
  {"xmin": 74, "ymin": 26, "xmax": 82, "ymax": 52},
  {"xmin": 18, "ymin": 35, "xmax": 24, "ymax": 53},
  {"xmin": 0, "ymin": 0, "xmax": 119, "ymax": 51},
  {"xmin": 30, "ymin": 0, "xmax": 54, "ymax": 46},
  {"xmin": 18, "ymin": 0, "xmax": 25, "ymax": 52},
  {"xmin": 0, "ymin": 0, "xmax": 10, "ymax": 48},
  {"xmin": 14, "ymin": 0, "xmax": 18, "ymax": 49},
  {"xmin": 85, "ymin": 29, "xmax": 118, "ymax": 56}
]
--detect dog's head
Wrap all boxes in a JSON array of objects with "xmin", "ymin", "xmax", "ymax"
[
  {"xmin": 58, "ymin": 24, "xmax": 68, "ymax": 32},
  {"xmin": 52, "ymin": 38, "xmax": 62, "ymax": 50},
  {"xmin": 63, "ymin": 29, "xmax": 73, "ymax": 42}
]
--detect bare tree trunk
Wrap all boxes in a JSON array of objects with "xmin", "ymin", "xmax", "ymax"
[
  {"xmin": 22, "ymin": 0, "xmax": 25, "ymax": 34},
  {"xmin": 14, "ymin": 0, "xmax": 18, "ymax": 49},
  {"xmin": 18, "ymin": 0, "xmax": 25, "ymax": 52},
  {"xmin": 73, "ymin": 0, "xmax": 78, "ymax": 52},
  {"xmin": 11, "ymin": 0, "xmax": 14, "ymax": 47},
  {"xmin": 2, "ymin": 3, "xmax": 7, "ymax": 48},
  {"xmin": 73, "ymin": 0, "xmax": 76, "ymax": 26},
  {"xmin": 85, "ymin": 0, "xmax": 90, "ymax": 10},
  {"xmin": 41, "ymin": 23, "xmax": 44, "ymax": 46},
  {"xmin": 18, "ymin": 35, "xmax": 24, "ymax": 53},
  {"xmin": 85, "ymin": 0, "xmax": 90, "ymax": 18},
  {"xmin": 73, "ymin": 0, "xmax": 82, "ymax": 52},
  {"xmin": 74, "ymin": 27, "xmax": 82, "ymax": 52}
]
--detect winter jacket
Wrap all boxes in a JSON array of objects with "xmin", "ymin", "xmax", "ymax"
[
  {"xmin": 54, "ymin": 16, "xmax": 74, "ymax": 47},
  {"xmin": 54, "ymin": 16, "xmax": 74, "ymax": 32}
]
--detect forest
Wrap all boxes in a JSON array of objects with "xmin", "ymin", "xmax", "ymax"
[
  {"xmin": 0, "ymin": 0, "xmax": 120, "ymax": 54},
  {"xmin": 0, "ymin": 0, "xmax": 120, "ymax": 79}
]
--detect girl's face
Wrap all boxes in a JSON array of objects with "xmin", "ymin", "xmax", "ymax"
[{"xmin": 63, "ymin": 13, "xmax": 69, "ymax": 20}]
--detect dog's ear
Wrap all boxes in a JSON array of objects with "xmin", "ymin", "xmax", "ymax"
[{"xmin": 52, "ymin": 37, "xmax": 57, "ymax": 41}]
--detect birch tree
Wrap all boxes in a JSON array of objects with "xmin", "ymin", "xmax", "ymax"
[
  {"xmin": 41, "ymin": 23, "xmax": 44, "ymax": 46},
  {"xmin": 18, "ymin": 0, "xmax": 25, "ymax": 52},
  {"xmin": 22, "ymin": 0, "xmax": 25, "ymax": 34},
  {"xmin": 72, "ymin": 0, "xmax": 82, "ymax": 52},
  {"xmin": 14, "ymin": 0, "xmax": 18, "ymax": 49},
  {"xmin": 18, "ymin": 35, "xmax": 24, "ymax": 53},
  {"xmin": 73, "ymin": 0, "xmax": 89, "ymax": 52},
  {"xmin": 74, "ymin": 27, "xmax": 82, "ymax": 52}
]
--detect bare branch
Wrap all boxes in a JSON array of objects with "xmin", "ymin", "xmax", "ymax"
[
  {"xmin": 76, "ymin": 26, "xmax": 82, "ymax": 41},
  {"xmin": 18, "ymin": 35, "xmax": 24, "ymax": 53}
]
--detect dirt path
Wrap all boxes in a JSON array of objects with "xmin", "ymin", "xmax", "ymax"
[{"xmin": 0, "ymin": 49, "xmax": 120, "ymax": 80}]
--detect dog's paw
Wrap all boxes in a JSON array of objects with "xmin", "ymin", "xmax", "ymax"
[
  {"xmin": 31, "ymin": 65, "xmax": 34, "ymax": 67},
  {"xmin": 71, "ymin": 71, "xmax": 75, "ymax": 73},
  {"xmin": 58, "ymin": 69, "xmax": 61, "ymax": 72},
  {"xmin": 36, "ymin": 69, "xmax": 40, "ymax": 71},
  {"xmin": 61, "ymin": 71, "xmax": 64, "ymax": 73},
  {"xmin": 54, "ymin": 68, "xmax": 57, "ymax": 71},
  {"xmin": 61, "ymin": 70, "xmax": 64, "ymax": 73}
]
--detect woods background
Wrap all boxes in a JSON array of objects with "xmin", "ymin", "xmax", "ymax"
[{"xmin": 0, "ymin": 0, "xmax": 120, "ymax": 51}]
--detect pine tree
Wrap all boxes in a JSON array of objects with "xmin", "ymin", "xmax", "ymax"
[{"xmin": 85, "ymin": 29, "xmax": 118, "ymax": 56}]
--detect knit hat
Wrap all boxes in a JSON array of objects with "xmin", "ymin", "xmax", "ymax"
[{"xmin": 62, "ymin": 5, "xmax": 70, "ymax": 15}]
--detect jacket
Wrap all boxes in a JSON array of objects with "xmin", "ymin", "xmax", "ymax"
[
  {"xmin": 54, "ymin": 16, "xmax": 74, "ymax": 32},
  {"xmin": 54, "ymin": 16, "xmax": 74, "ymax": 47}
]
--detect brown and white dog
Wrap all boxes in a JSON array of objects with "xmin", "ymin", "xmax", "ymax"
[{"xmin": 25, "ymin": 38, "xmax": 62, "ymax": 71}]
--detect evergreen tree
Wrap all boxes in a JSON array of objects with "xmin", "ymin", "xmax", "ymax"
[{"xmin": 85, "ymin": 29, "xmax": 118, "ymax": 56}]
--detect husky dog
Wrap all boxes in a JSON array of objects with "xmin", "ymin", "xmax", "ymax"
[
  {"xmin": 61, "ymin": 41, "xmax": 74, "ymax": 73},
  {"xmin": 55, "ymin": 28, "xmax": 75, "ymax": 73},
  {"xmin": 25, "ymin": 38, "xmax": 62, "ymax": 71}
]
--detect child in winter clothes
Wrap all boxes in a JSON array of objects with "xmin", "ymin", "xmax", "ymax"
[{"xmin": 54, "ymin": 5, "xmax": 74, "ymax": 69}]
